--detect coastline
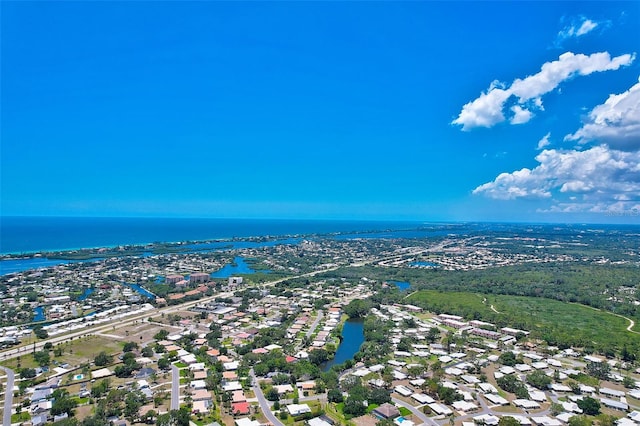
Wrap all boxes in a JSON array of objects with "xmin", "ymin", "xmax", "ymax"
[{"xmin": 0, "ymin": 216, "xmax": 430, "ymax": 255}]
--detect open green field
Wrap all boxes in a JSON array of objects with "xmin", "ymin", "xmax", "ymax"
[{"xmin": 407, "ymin": 290, "xmax": 640, "ymax": 354}]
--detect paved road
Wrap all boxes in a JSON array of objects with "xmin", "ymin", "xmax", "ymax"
[
  {"xmin": 1, "ymin": 366, "xmax": 14, "ymax": 426},
  {"xmin": 305, "ymin": 310, "xmax": 324, "ymax": 339},
  {"xmin": 392, "ymin": 396, "xmax": 439, "ymax": 426},
  {"xmin": 171, "ymin": 364, "xmax": 180, "ymax": 410},
  {"xmin": 250, "ymin": 369, "xmax": 285, "ymax": 426}
]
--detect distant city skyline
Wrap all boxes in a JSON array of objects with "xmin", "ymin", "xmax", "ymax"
[{"xmin": 1, "ymin": 1, "xmax": 639, "ymax": 224}]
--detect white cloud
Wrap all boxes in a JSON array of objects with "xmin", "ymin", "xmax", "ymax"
[
  {"xmin": 452, "ymin": 52, "xmax": 634, "ymax": 130},
  {"xmin": 576, "ymin": 19, "xmax": 598, "ymax": 36},
  {"xmin": 510, "ymin": 105, "xmax": 534, "ymax": 124},
  {"xmin": 565, "ymin": 77, "xmax": 640, "ymax": 150},
  {"xmin": 555, "ymin": 17, "xmax": 602, "ymax": 47},
  {"xmin": 473, "ymin": 146, "xmax": 640, "ymax": 206},
  {"xmin": 537, "ymin": 132, "xmax": 551, "ymax": 150}
]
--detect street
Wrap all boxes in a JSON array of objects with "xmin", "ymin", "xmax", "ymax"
[
  {"xmin": 171, "ymin": 364, "xmax": 180, "ymax": 411},
  {"xmin": 1, "ymin": 366, "xmax": 15, "ymax": 426},
  {"xmin": 250, "ymin": 369, "xmax": 285, "ymax": 426}
]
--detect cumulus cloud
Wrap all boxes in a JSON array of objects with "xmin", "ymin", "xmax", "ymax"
[
  {"xmin": 556, "ymin": 17, "xmax": 599, "ymax": 45},
  {"xmin": 473, "ymin": 146, "xmax": 640, "ymax": 206},
  {"xmin": 452, "ymin": 51, "xmax": 635, "ymax": 130},
  {"xmin": 510, "ymin": 105, "xmax": 534, "ymax": 124},
  {"xmin": 564, "ymin": 77, "xmax": 640, "ymax": 150},
  {"xmin": 537, "ymin": 133, "xmax": 551, "ymax": 150}
]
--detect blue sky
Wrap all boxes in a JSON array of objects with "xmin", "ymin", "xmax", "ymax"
[{"xmin": 2, "ymin": 1, "xmax": 639, "ymax": 223}]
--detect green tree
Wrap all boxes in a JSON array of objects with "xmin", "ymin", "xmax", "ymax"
[
  {"xmin": 585, "ymin": 361, "xmax": 610, "ymax": 380},
  {"xmin": 526, "ymin": 370, "xmax": 552, "ymax": 390},
  {"xmin": 154, "ymin": 329, "xmax": 169, "ymax": 341},
  {"xmin": 623, "ymin": 376, "xmax": 635, "ymax": 388},
  {"xmin": 498, "ymin": 351, "xmax": 517, "ymax": 366},
  {"xmin": 577, "ymin": 397, "xmax": 600, "ymax": 416},
  {"xmin": 369, "ymin": 388, "xmax": 391, "ymax": 405},
  {"xmin": 344, "ymin": 299, "xmax": 372, "ymax": 318},
  {"xmin": 158, "ymin": 356, "xmax": 170, "ymax": 370},
  {"xmin": 123, "ymin": 342, "xmax": 138, "ymax": 352},
  {"xmin": 327, "ymin": 388, "xmax": 343, "ymax": 403},
  {"xmin": 33, "ymin": 350, "xmax": 50, "ymax": 367},
  {"xmin": 343, "ymin": 395, "xmax": 367, "ymax": 416},
  {"xmin": 20, "ymin": 368, "xmax": 36, "ymax": 379},
  {"xmin": 94, "ymin": 351, "xmax": 112, "ymax": 367},
  {"xmin": 309, "ymin": 349, "xmax": 329, "ymax": 365},
  {"xmin": 497, "ymin": 374, "xmax": 529, "ymax": 398},
  {"xmin": 499, "ymin": 417, "xmax": 521, "ymax": 426},
  {"xmin": 51, "ymin": 389, "xmax": 78, "ymax": 416},
  {"xmin": 265, "ymin": 387, "xmax": 280, "ymax": 401}
]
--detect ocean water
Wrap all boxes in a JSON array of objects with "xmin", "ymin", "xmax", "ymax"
[{"xmin": 0, "ymin": 216, "xmax": 425, "ymax": 254}]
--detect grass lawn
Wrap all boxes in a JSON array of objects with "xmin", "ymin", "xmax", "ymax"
[
  {"xmin": 325, "ymin": 402, "xmax": 355, "ymax": 426},
  {"xmin": 399, "ymin": 407, "xmax": 412, "ymax": 416},
  {"xmin": 11, "ymin": 412, "xmax": 30, "ymax": 423},
  {"xmin": 175, "ymin": 361, "xmax": 188, "ymax": 368}
]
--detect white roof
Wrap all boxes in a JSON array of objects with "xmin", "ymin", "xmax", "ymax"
[
  {"xmin": 394, "ymin": 385, "xmax": 413, "ymax": 397},
  {"xmin": 308, "ymin": 417, "xmax": 333, "ymax": 426},
  {"xmin": 484, "ymin": 394, "xmax": 509, "ymax": 405},
  {"xmin": 235, "ymin": 418, "xmax": 261, "ymax": 426},
  {"xmin": 513, "ymin": 399, "xmax": 540, "ymax": 409},
  {"xmin": 531, "ymin": 416, "xmax": 561, "ymax": 426},
  {"xmin": 452, "ymin": 400, "xmax": 478, "ymax": 411},
  {"xmin": 411, "ymin": 393, "xmax": 435, "ymax": 404}
]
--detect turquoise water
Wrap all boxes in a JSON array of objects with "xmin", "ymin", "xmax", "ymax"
[
  {"xmin": 321, "ymin": 318, "xmax": 365, "ymax": 371},
  {"xmin": 210, "ymin": 256, "xmax": 257, "ymax": 278},
  {"xmin": 391, "ymin": 280, "xmax": 411, "ymax": 290},
  {"xmin": 410, "ymin": 261, "xmax": 439, "ymax": 267},
  {"xmin": 33, "ymin": 306, "xmax": 45, "ymax": 321},
  {"xmin": 1, "ymin": 217, "xmax": 424, "ymax": 254},
  {"xmin": 0, "ymin": 257, "xmax": 100, "ymax": 276},
  {"xmin": 126, "ymin": 283, "xmax": 155, "ymax": 299},
  {"xmin": 77, "ymin": 288, "xmax": 94, "ymax": 301}
]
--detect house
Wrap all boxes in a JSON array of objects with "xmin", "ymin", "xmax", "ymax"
[
  {"xmin": 453, "ymin": 401, "xmax": 479, "ymax": 412},
  {"xmin": 601, "ymin": 398, "xmax": 629, "ymax": 411},
  {"xmin": 484, "ymin": 394, "xmax": 509, "ymax": 406},
  {"xmin": 429, "ymin": 403, "xmax": 453, "ymax": 416},
  {"xmin": 287, "ymin": 403, "xmax": 312, "ymax": 416},
  {"xmin": 373, "ymin": 403, "xmax": 400, "ymax": 419},
  {"xmin": 394, "ymin": 385, "xmax": 413, "ymax": 397},
  {"xmin": 192, "ymin": 400, "xmax": 209, "ymax": 414},
  {"xmin": 308, "ymin": 417, "xmax": 333, "ymax": 426},
  {"xmin": 192, "ymin": 389, "xmax": 213, "ymax": 401},
  {"xmin": 235, "ymin": 418, "xmax": 260, "ymax": 426},
  {"xmin": 412, "ymin": 393, "xmax": 435, "ymax": 404},
  {"xmin": 232, "ymin": 401, "xmax": 250, "ymax": 415},
  {"xmin": 531, "ymin": 416, "xmax": 562, "ymax": 426}
]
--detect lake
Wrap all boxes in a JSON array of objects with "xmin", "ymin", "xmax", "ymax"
[
  {"xmin": 77, "ymin": 288, "xmax": 94, "ymax": 301},
  {"xmin": 210, "ymin": 256, "xmax": 261, "ymax": 278},
  {"xmin": 322, "ymin": 318, "xmax": 365, "ymax": 371},
  {"xmin": 33, "ymin": 306, "xmax": 45, "ymax": 322},
  {"xmin": 391, "ymin": 281, "xmax": 411, "ymax": 290}
]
